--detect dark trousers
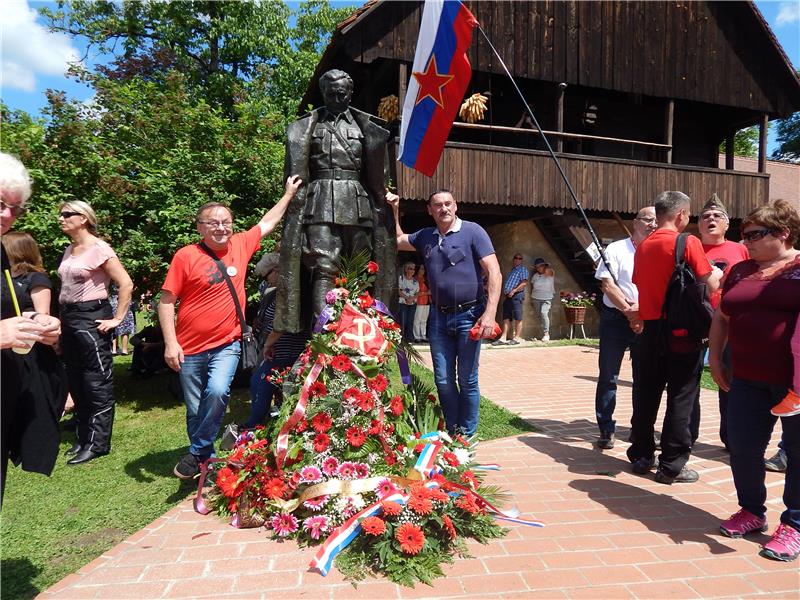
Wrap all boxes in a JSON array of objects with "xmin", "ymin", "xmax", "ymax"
[
  {"xmin": 398, "ymin": 303, "xmax": 417, "ymax": 341},
  {"xmin": 61, "ymin": 300, "xmax": 115, "ymax": 454},
  {"xmin": 594, "ymin": 306, "xmax": 637, "ymax": 435},
  {"xmin": 728, "ymin": 379, "xmax": 799, "ymax": 530},
  {"xmin": 627, "ymin": 321, "xmax": 703, "ymax": 477}
]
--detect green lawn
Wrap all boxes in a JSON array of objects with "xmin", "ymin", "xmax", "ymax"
[{"xmin": 0, "ymin": 354, "xmax": 536, "ymax": 599}]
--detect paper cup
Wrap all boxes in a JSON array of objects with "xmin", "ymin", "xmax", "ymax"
[{"xmin": 12, "ymin": 340, "xmax": 35, "ymax": 355}]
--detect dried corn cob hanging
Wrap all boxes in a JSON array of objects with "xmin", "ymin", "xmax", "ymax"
[
  {"xmin": 377, "ymin": 94, "xmax": 399, "ymax": 122},
  {"xmin": 459, "ymin": 92, "xmax": 489, "ymax": 123}
]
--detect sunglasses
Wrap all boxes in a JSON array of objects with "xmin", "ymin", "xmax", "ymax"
[
  {"xmin": 59, "ymin": 211, "xmax": 82, "ymax": 219},
  {"xmin": 741, "ymin": 228, "xmax": 774, "ymax": 242},
  {"xmin": 700, "ymin": 212, "xmax": 727, "ymax": 220}
]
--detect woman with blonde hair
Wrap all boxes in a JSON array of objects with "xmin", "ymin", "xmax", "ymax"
[{"xmin": 57, "ymin": 199, "xmax": 133, "ymax": 465}]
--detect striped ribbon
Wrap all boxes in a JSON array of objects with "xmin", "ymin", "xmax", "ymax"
[{"xmin": 414, "ymin": 442, "xmax": 443, "ymax": 478}]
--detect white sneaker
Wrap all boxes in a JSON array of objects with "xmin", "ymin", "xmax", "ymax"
[{"xmin": 542, "ymin": 333, "xmax": 550, "ymax": 342}]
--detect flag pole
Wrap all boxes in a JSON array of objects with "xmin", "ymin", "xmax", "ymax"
[{"xmin": 476, "ymin": 25, "xmax": 618, "ymax": 286}]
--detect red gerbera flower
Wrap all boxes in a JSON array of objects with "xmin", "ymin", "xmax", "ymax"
[
  {"xmin": 367, "ymin": 419, "xmax": 382, "ymax": 435},
  {"xmin": 313, "ymin": 433, "xmax": 331, "ymax": 452},
  {"xmin": 407, "ymin": 493, "xmax": 433, "ymax": 515},
  {"xmin": 442, "ymin": 515, "xmax": 457, "ymax": 540},
  {"xmin": 262, "ymin": 477, "xmax": 288, "ymax": 500},
  {"xmin": 367, "ymin": 374, "xmax": 388, "ymax": 392},
  {"xmin": 356, "ymin": 391, "xmax": 375, "ymax": 412},
  {"xmin": 343, "ymin": 387, "xmax": 360, "ymax": 402},
  {"xmin": 367, "ymin": 261, "xmax": 379, "ymax": 274},
  {"xmin": 309, "ymin": 381, "xmax": 328, "ymax": 397},
  {"xmin": 330, "ymin": 354, "xmax": 352, "ymax": 372},
  {"xmin": 389, "ymin": 395, "xmax": 404, "ymax": 416},
  {"xmin": 396, "ymin": 523, "xmax": 425, "ymax": 555},
  {"xmin": 294, "ymin": 418, "xmax": 308, "ymax": 433},
  {"xmin": 461, "ymin": 470, "xmax": 477, "ymax": 488},
  {"xmin": 455, "ymin": 493, "xmax": 482, "ymax": 514},
  {"xmin": 311, "ymin": 412, "xmax": 333, "ymax": 433},
  {"xmin": 443, "ymin": 451, "xmax": 460, "ymax": 467},
  {"xmin": 358, "ymin": 292, "xmax": 374, "ymax": 309},
  {"xmin": 216, "ymin": 466, "xmax": 243, "ymax": 498},
  {"xmin": 346, "ymin": 426, "xmax": 367, "ymax": 447},
  {"xmin": 361, "ymin": 516, "xmax": 386, "ymax": 536},
  {"xmin": 381, "ymin": 500, "xmax": 403, "ymax": 516}
]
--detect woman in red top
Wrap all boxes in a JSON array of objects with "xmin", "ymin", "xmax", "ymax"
[
  {"xmin": 709, "ymin": 199, "xmax": 800, "ymax": 562},
  {"xmin": 413, "ymin": 264, "xmax": 431, "ymax": 342}
]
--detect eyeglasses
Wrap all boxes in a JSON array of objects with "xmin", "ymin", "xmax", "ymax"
[
  {"xmin": 198, "ymin": 220, "xmax": 233, "ymax": 228},
  {"xmin": 1, "ymin": 200, "xmax": 24, "ymax": 217},
  {"xmin": 701, "ymin": 212, "xmax": 727, "ymax": 220},
  {"xmin": 59, "ymin": 211, "xmax": 82, "ymax": 219},
  {"xmin": 741, "ymin": 228, "xmax": 775, "ymax": 242}
]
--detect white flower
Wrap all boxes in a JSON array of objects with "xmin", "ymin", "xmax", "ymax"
[{"xmin": 454, "ymin": 447, "xmax": 471, "ymax": 465}]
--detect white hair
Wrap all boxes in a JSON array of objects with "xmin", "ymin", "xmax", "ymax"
[
  {"xmin": 0, "ymin": 152, "xmax": 33, "ymax": 206},
  {"xmin": 254, "ymin": 252, "xmax": 280, "ymax": 278}
]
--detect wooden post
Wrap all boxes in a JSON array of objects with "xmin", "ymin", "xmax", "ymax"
[
  {"xmin": 725, "ymin": 133, "xmax": 735, "ymax": 170},
  {"xmin": 664, "ymin": 99, "xmax": 674, "ymax": 164},
  {"xmin": 758, "ymin": 113, "xmax": 768, "ymax": 173},
  {"xmin": 398, "ymin": 63, "xmax": 408, "ymax": 109},
  {"xmin": 556, "ymin": 83, "xmax": 566, "ymax": 153}
]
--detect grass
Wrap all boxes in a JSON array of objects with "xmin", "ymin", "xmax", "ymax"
[{"xmin": 1, "ymin": 352, "xmax": 536, "ymax": 599}]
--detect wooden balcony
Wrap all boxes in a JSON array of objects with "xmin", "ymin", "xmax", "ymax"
[{"xmin": 394, "ymin": 141, "xmax": 769, "ymax": 219}]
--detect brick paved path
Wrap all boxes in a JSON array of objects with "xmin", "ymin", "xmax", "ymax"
[{"xmin": 41, "ymin": 346, "xmax": 795, "ymax": 599}]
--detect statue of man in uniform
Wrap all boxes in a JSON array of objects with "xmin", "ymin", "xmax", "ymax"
[{"xmin": 274, "ymin": 69, "xmax": 397, "ymax": 333}]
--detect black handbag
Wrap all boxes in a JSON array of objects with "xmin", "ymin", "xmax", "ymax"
[{"xmin": 199, "ymin": 243, "xmax": 260, "ymax": 370}]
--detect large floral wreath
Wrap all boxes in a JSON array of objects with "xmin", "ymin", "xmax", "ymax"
[{"xmin": 198, "ymin": 254, "xmax": 538, "ymax": 586}]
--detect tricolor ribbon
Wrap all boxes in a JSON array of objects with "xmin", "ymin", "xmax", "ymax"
[
  {"xmin": 414, "ymin": 442, "xmax": 443, "ymax": 478},
  {"xmin": 275, "ymin": 355, "xmax": 325, "ymax": 470}
]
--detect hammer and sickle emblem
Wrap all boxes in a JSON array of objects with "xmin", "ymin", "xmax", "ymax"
[{"xmin": 337, "ymin": 315, "xmax": 376, "ymax": 354}]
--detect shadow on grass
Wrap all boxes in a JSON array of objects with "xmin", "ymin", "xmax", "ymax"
[
  {"xmin": 1, "ymin": 557, "xmax": 41, "ymax": 600},
  {"xmin": 124, "ymin": 447, "xmax": 197, "ymax": 504}
]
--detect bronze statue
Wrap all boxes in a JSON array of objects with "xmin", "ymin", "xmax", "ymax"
[{"xmin": 274, "ymin": 69, "xmax": 397, "ymax": 333}]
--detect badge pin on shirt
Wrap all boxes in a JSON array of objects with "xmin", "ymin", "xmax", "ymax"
[{"xmin": 226, "ymin": 266, "xmax": 238, "ymax": 277}]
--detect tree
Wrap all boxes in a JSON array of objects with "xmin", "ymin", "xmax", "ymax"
[
  {"xmin": 2, "ymin": 1, "xmax": 353, "ymax": 297},
  {"xmin": 718, "ymin": 126, "xmax": 759, "ymax": 157},
  {"xmin": 772, "ymin": 112, "xmax": 800, "ymax": 163}
]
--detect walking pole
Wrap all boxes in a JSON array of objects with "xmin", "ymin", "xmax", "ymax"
[{"xmin": 476, "ymin": 26, "xmax": 618, "ymax": 286}]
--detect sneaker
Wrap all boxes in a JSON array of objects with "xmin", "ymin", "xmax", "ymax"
[
  {"xmin": 597, "ymin": 431, "xmax": 615, "ymax": 450},
  {"xmin": 655, "ymin": 467, "xmax": 699, "ymax": 484},
  {"xmin": 765, "ymin": 449, "xmax": 787, "ymax": 473},
  {"xmin": 507, "ymin": 339, "xmax": 520, "ymax": 345},
  {"xmin": 491, "ymin": 339, "xmax": 507, "ymax": 346},
  {"xmin": 541, "ymin": 333, "xmax": 550, "ymax": 342},
  {"xmin": 631, "ymin": 456, "xmax": 655, "ymax": 474},
  {"xmin": 173, "ymin": 453, "xmax": 201, "ymax": 480},
  {"xmin": 760, "ymin": 523, "xmax": 800, "ymax": 562},
  {"xmin": 719, "ymin": 509, "xmax": 768, "ymax": 538},
  {"xmin": 771, "ymin": 389, "xmax": 800, "ymax": 417}
]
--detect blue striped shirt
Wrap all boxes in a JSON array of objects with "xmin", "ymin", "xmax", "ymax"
[{"xmin": 503, "ymin": 264, "xmax": 529, "ymax": 294}]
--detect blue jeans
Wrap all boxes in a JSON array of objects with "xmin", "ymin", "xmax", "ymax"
[
  {"xmin": 594, "ymin": 307, "xmax": 637, "ymax": 435},
  {"xmin": 428, "ymin": 303, "xmax": 483, "ymax": 436},
  {"xmin": 728, "ymin": 378, "xmax": 799, "ymax": 530},
  {"xmin": 245, "ymin": 355, "xmax": 295, "ymax": 428},
  {"xmin": 179, "ymin": 341, "xmax": 241, "ymax": 459},
  {"xmin": 398, "ymin": 303, "xmax": 417, "ymax": 341}
]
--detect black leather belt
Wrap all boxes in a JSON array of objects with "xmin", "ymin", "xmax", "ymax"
[
  {"xmin": 309, "ymin": 168, "xmax": 360, "ymax": 181},
  {"xmin": 436, "ymin": 298, "xmax": 481, "ymax": 314}
]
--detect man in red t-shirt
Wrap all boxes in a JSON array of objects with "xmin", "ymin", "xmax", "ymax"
[
  {"xmin": 159, "ymin": 176, "xmax": 301, "ymax": 479},
  {"xmin": 698, "ymin": 194, "xmax": 748, "ymax": 451},
  {"xmin": 627, "ymin": 191, "xmax": 722, "ymax": 485}
]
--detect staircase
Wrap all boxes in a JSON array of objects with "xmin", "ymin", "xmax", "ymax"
[{"xmin": 533, "ymin": 210, "xmax": 602, "ymax": 294}]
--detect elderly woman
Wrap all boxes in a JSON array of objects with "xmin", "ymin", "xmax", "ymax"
[
  {"xmin": 245, "ymin": 253, "xmax": 308, "ymax": 427},
  {"xmin": 57, "ymin": 200, "xmax": 133, "ymax": 465},
  {"xmin": 709, "ymin": 199, "xmax": 800, "ymax": 562},
  {"xmin": 397, "ymin": 261, "xmax": 419, "ymax": 342},
  {"xmin": 0, "ymin": 153, "xmax": 62, "ymax": 505}
]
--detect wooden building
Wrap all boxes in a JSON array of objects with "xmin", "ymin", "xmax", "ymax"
[{"xmin": 302, "ymin": 0, "xmax": 800, "ymax": 338}]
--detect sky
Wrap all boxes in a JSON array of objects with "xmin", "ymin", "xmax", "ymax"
[{"xmin": 2, "ymin": 0, "xmax": 799, "ymax": 151}]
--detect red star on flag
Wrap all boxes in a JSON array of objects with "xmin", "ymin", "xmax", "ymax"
[{"xmin": 412, "ymin": 54, "xmax": 454, "ymax": 109}]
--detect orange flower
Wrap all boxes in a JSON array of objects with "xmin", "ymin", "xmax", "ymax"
[
  {"xmin": 262, "ymin": 477, "xmax": 288, "ymax": 500},
  {"xmin": 395, "ymin": 523, "xmax": 425, "ymax": 555},
  {"xmin": 361, "ymin": 516, "xmax": 386, "ymax": 536},
  {"xmin": 407, "ymin": 493, "xmax": 433, "ymax": 515},
  {"xmin": 381, "ymin": 501, "xmax": 403, "ymax": 516},
  {"xmin": 442, "ymin": 515, "xmax": 457, "ymax": 540},
  {"xmin": 455, "ymin": 493, "xmax": 482, "ymax": 514},
  {"xmin": 217, "ymin": 466, "xmax": 243, "ymax": 498}
]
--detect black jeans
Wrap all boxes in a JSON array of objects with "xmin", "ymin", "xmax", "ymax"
[
  {"xmin": 728, "ymin": 379, "xmax": 799, "ymax": 530},
  {"xmin": 61, "ymin": 300, "xmax": 115, "ymax": 454},
  {"xmin": 594, "ymin": 306, "xmax": 637, "ymax": 435},
  {"xmin": 627, "ymin": 320, "xmax": 703, "ymax": 477}
]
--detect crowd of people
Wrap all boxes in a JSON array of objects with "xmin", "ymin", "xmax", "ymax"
[{"xmin": 1, "ymin": 147, "xmax": 797, "ymax": 562}]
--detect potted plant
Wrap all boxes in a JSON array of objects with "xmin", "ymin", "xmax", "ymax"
[{"xmin": 559, "ymin": 291, "xmax": 597, "ymax": 324}]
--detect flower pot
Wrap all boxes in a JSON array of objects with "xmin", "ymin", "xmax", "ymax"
[{"xmin": 564, "ymin": 306, "xmax": 586, "ymax": 325}]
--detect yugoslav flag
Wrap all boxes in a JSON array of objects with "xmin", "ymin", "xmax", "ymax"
[{"xmin": 398, "ymin": 0, "xmax": 478, "ymax": 177}]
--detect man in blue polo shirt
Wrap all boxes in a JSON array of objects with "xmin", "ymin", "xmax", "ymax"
[{"xmin": 385, "ymin": 189, "xmax": 501, "ymax": 436}]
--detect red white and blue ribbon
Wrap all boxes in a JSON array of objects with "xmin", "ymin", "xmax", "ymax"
[
  {"xmin": 414, "ymin": 442, "xmax": 443, "ymax": 478},
  {"xmin": 275, "ymin": 355, "xmax": 325, "ymax": 470}
]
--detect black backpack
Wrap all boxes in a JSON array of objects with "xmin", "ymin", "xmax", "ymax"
[{"xmin": 660, "ymin": 233, "xmax": 714, "ymax": 341}]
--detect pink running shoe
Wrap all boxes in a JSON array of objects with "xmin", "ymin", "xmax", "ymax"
[
  {"xmin": 719, "ymin": 509, "xmax": 768, "ymax": 538},
  {"xmin": 761, "ymin": 523, "xmax": 800, "ymax": 562},
  {"xmin": 771, "ymin": 389, "xmax": 800, "ymax": 417}
]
